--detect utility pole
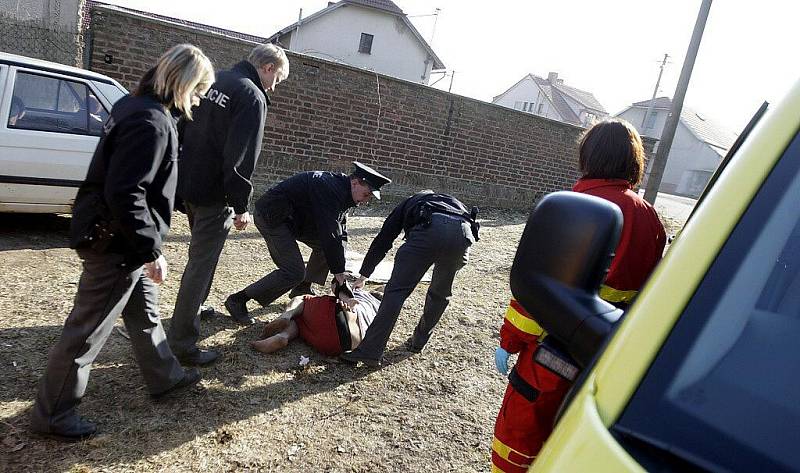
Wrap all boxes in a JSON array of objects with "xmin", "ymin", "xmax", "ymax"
[
  {"xmin": 644, "ymin": 0, "xmax": 713, "ymax": 204},
  {"xmin": 448, "ymin": 71, "xmax": 455, "ymax": 93},
  {"xmin": 641, "ymin": 54, "xmax": 670, "ymax": 129}
]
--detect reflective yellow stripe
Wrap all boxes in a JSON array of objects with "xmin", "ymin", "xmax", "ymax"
[
  {"xmin": 492, "ymin": 436, "xmax": 534, "ymax": 468},
  {"xmin": 504, "ymin": 303, "xmax": 544, "ymax": 337},
  {"xmin": 599, "ymin": 284, "xmax": 638, "ymax": 303}
]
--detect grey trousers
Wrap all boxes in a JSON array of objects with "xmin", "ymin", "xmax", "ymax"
[
  {"xmin": 350, "ymin": 214, "xmax": 474, "ymax": 360},
  {"xmin": 168, "ymin": 203, "xmax": 233, "ymax": 354},
  {"xmin": 244, "ymin": 211, "xmax": 330, "ymax": 306},
  {"xmin": 31, "ymin": 250, "xmax": 184, "ymax": 432}
]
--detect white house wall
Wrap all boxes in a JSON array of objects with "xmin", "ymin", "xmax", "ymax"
[
  {"xmin": 667, "ymin": 123, "xmax": 721, "ymax": 196},
  {"xmin": 292, "ymin": 5, "xmax": 433, "ymax": 83},
  {"xmin": 493, "ymin": 77, "xmax": 560, "ymax": 120},
  {"xmin": 619, "ymin": 107, "xmax": 722, "ymax": 197}
]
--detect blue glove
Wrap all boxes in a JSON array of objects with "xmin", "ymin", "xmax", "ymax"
[{"xmin": 495, "ymin": 347, "xmax": 510, "ymax": 375}]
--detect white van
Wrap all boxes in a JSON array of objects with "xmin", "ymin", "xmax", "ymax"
[{"xmin": 0, "ymin": 52, "xmax": 128, "ymax": 213}]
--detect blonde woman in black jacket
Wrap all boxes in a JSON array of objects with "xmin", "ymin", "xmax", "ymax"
[{"xmin": 30, "ymin": 44, "xmax": 214, "ymax": 442}]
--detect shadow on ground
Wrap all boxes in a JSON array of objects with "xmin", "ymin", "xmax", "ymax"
[
  {"xmin": 0, "ymin": 214, "xmax": 71, "ymax": 250},
  {"xmin": 0, "ymin": 312, "xmax": 414, "ymax": 471}
]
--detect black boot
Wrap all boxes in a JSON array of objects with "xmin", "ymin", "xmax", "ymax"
[
  {"xmin": 225, "ymin": 291, "xmax": 254, "ymax": 325},
  {"xmin": 151, "ymin": 368, "xmax": 202, "ymax": 402},
  {"xmin": 31, "ymin": 416, "xmax": 97, "ymax": 442}
]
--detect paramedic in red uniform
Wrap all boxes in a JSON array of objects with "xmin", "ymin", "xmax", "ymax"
[{"xmin": 491, "ymin": 118, "xmax": 667, "ymax": 472}]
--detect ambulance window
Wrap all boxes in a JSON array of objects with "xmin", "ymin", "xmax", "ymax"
[{"xmin": 612, "ymin": 130, "xmax": 800, "ymax": 473}]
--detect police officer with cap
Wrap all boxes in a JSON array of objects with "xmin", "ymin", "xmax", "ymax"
[{"xmin": 225, "ymin": 162, "xmax": 390, "ymax": 321}]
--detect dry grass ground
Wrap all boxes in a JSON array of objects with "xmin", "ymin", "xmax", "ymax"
[
  {"xmin": 0, "ymin": 204, "xmax": 533, "ymax": 472},
  {"xmin": 0, "ymin": 200, "xmax": 685, "ymax": 473}
]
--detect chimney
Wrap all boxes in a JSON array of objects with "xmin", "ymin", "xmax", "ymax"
[
  {"xmin": 328, "ymin": 1, "xmax": 335, "ymax": 5},
  {"xmin": 547, "ymin": 72, "xmax": 558, "ymax": 84}
]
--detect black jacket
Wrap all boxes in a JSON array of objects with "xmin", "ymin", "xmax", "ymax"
[
  {"xmin": 69, "ymin": 93, "xmax": 180, "ymax": 266},
  {"xmin": 359, "ymin": 191, "xmax": 480, "ymax": 277},
  {"xmin": 178, "ymin": 61, "xmax": 269, "ymax": 213},
  {"xmin": 255, "ymin": 171, "xmax": 356, "ymax": 274}
]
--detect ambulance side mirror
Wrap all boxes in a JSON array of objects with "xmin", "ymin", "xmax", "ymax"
[{"xmin": 510, "ymin": 191, "xmax": 624, "ymax": 367}]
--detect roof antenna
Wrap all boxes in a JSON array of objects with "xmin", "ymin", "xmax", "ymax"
[
  {"xmin": 430, "ymin": 8, "xmax": 441, "ymax": 45},
  {"xmin": 409, "ymin": 8, "xmax": 441, "ymax": 45}
]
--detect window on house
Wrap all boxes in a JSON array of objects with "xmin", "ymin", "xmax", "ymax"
[
  {"xmin": 528, "ymin": 102, "xmax": 536, "ymax": 112},
  {"xmin": 645, "ymin": 110, "xmax": 657, "ymax": 129},
  {"xmin": 523, "ymin": 101, "xmax": 528, "ymax": 111},
  {"xmin": 514, "ymin": 101, "xmax": 523, "ymax": 110},
  {"xmin": 359, "ymin": 33, "xmax": 374, "ymax": 54},
  {"xmin": 538, "ymin": 103, "xmax": 544, "ymax": 114}
]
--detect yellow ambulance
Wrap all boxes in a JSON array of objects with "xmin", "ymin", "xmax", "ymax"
[{"xmin": 510, "ymin": 78, "xmax": 800, "ymax": 472}]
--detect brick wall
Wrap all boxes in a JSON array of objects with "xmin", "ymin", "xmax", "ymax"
[{"xmin": 89, "ymin": 5, "xmax": 654, "ymax": 209}]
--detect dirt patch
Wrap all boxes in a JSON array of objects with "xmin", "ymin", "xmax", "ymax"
[
  {"xmin": 0, "ymin": 205, "xmax": 529, "ymax": 472},
  {"xmin": 0, "ymin": 197, "xmax": 688, "ymax": 472}
]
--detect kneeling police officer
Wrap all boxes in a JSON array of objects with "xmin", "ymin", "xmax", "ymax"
[{"xmin": 225, "ymin": 162, "xmax": 391, "ymax": 319}]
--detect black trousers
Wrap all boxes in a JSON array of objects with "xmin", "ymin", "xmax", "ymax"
[
  {"xmin": 244, "ymin": 211, "xmax": 330, "ymax": 306},
  {"xmin": 349, "ymin": 213, "xmax": 474, "ymax": 360},
  {"xmin": 31, "ymin": 250, "xmax": 184, "ymax": 433},
  {"xmin": 168, "ymin": 203, "xmax": 233, "ymax": 355}
]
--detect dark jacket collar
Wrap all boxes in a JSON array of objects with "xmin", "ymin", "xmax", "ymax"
[
  {"xmin": 337, "ymin": 173, "xmax": 357, "ymax": 209},
  {"xmin": 232, "ymin": 60, "xmax": 271, "ymax": 105}
]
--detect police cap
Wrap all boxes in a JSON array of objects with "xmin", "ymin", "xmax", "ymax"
[{"xmin": 352, "ymin": 162, "xmax": 391, "ymax": 199}]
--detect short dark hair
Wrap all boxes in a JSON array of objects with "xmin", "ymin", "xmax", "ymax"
[
  {"xmin": 10, "ymin": 96, "xmax": 24, "ymax": 116},
  {"xmin": 578, "ymin": 119, "xmax": 644, "ymax": 186}
]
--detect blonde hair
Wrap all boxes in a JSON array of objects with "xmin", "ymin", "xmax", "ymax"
[
  {"xmin": 135, "ymin": 44, "xmax": 214, "ymax": 120},
  {"xmin": 248, "ymin": 43, "xmax": 289, "ymax": 80}
]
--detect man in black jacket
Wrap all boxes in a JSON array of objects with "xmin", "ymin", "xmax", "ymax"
[
  {"xmin": 168, "ymin": 44, "xmax": 289, "ymax": 366},
  {"xmin": 340, "ymin": 191, "xmax": 479, "ymax": 366},
  {"xmin": 225, "ymin": 162, "xmax": 390, "ymax": 320}
]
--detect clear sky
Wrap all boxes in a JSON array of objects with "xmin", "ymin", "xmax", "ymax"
[{"xmin": 102, "ymin": 0, "xmax": 797, "ymax": 132}]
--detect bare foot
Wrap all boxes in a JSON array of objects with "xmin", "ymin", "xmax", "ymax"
[
  {"xmin": 250, "ymin": 335, "xmax": 289, "ymax": 354},
  {"xmin": 260, "ymin": 318, "xmax": 290, "ymax": 339}
]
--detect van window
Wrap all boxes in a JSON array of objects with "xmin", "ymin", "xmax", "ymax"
[
  {"xmin": 613, "ymin": 130, "xmax": 800, "ymax": 472},
  {"xmin": 8, "ymin": 71, "xmax": 105, "ymax": 136}
]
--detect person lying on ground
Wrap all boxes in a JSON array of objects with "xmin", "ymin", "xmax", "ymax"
[{"xmin": 251, "ymin": 286, "xmax": 382, "ymax": 357}]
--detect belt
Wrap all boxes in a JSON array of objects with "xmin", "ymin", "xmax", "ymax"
[
  {"xmin": 431, "ymin": 212, "xmax": 468, "ymax": 223},
  {"xmin": 508, "ymin": 366, "xmax": 540, "ymax": 402}
]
